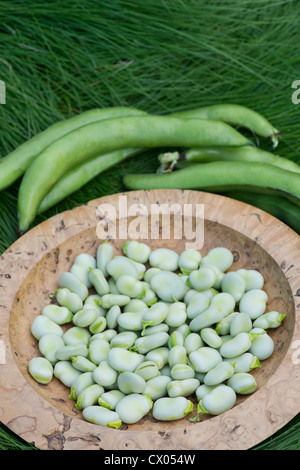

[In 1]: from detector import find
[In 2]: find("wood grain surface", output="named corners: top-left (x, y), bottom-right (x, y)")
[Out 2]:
top-left (0, 189), bottom-right (299, 450)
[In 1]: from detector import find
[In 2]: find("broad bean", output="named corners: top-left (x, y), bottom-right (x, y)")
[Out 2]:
top-left (200, 328), bottom-right (222, 349)
top-left (38, 334), bottom-right (65, 364)
top-left (69, 371), bottom-right (95, 400)
top-left (203, 361), bottom-right (234, 386)
top-left (236, 269), bottom-right (264, 291)
top-left (28, 357), bottom-right (53, 384)
top-left (107, 347), bottom-right (144, 372)
top-left (178, 249), bottom-right (202, 275)
top-left (98, 390), bottom-right (125, 410)
top-left (115, 393), bottom-right (153, 424)
top-left (134, 361), bottom-right (160, 381)
top-left (116, 274), bottom-right (146, 299)
top-left (56, 343), bottom-right (89, 361)
top-left (75, 384), bottom-right (104, 409)
top-left (70, 253), bottom-right (96, 288)
top-left (153, 396), bottom-right (193, 421)
top-left (117, 310), bottom-right (144, 331)
top-left (41, 304), bottom-right (73, 325)
top-left (83, 294), bottom-right (107, 316)
top-left (229, 312), bottom-right (252, 336)
top-left (184, 332), bottom-right (204, 354)
top-left (145, 347), bottom-right (169, 369)
top-left (97, 241), bottom-right (114, 277)
top-left (88, 268), bottom-right (110, 295)
top-left (170, 364), bottom-right (195, 380)
top-left (227, 372), bottom-right (257, 395)
top-left (110, 331), bottom-right (137, 349)
top-left (224, 352), bottom-right (261, 373)
top-left (88, 338), bottom-right (110, 364)
top-left (196, 384), bottom-right (236, 416)
top-left (168, 345), bottom-right (188, 367)
top-left (83, 405), bottom-right (121, 428)
top-left (167, 378), bottom-right (200, 397)
top-left (221, 271), bottom-right (246, 302)
top-left (72, 308), bottom-right (98, 328)
top-left (143, 375), bottom-right (172, 400)
top-left (31, 315), bottom-right (63, 340)
top-left (58, 271), bottom-right (88, 301)
top-left (149, 248), bottom-right (179, 271)
top-left (144, 267), bottom-right (162, 284)
top-left (189, 347), bottom-right (222, 373)
top-left (106, 256), bottom-right (139, 280)
top-left (168, 330), bottom-right (184, 348)
top-left (71, 355), bottom-right (97, 372)
top-left (189, 305), bottom-right (224, 332)
top-left (165, 302), bottom-right (187, 328)
top-left (122, 240), bottom-right (151, 263)
top-left (63, 326), bottom-right (91, 346)
top-left (219, 332), bottom-right (257, 358)
top-left (150, 271), bottom-right (185, 302)
top-left (54, 288), bottom-right (83, 313)
top-left (239, 289), bottom-right (268, 319)
top-left (132, 331), bottom-right (169, 354)
top-left (253, 311), bottom-right (285, 329)
top-left (210, 292), bottom-right (235, 316)
top-left (117, 372), bottom-right (146, 394)
top-left (201, 247), bottom-right (234, 272)
top-left (53, 360), bottom-right (82, 387)
top-left (187, 266), bottom-right (217, 291)
top-left (142, 301), bottom-right (169, 331)
top-left (93, 361), bottom-right (118, 387)
top-left (89, 315), bottom-right (107, 335)
top-left (249, 331), bottom-right (274, 360)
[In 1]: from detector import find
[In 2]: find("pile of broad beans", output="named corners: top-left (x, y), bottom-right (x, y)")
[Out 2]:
top-left (28, 240), bottom-right (285, 428)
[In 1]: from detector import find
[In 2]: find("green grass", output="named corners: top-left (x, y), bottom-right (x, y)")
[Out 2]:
top-left (0, 0), bottom-right (299, 450)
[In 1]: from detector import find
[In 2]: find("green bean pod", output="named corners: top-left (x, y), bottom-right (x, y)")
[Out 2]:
top-left (115, 393), bottom-right (153, 424)
top-left (123, 161), bottom-right (300, 207)
top-left (153, 396), bottom-right (193, 421)
top-left (172, 103), bottom-right (280, 146)
top-left (83, 405), bottom-right (122, 428)
top-left (18, 115), bottom-right (250, 232)
top-left (70, 253), bottom-right (96, 288)
top-left (28, 357), bottom-right (54, 384)
top-left (0, 106), bottom-right (147, 191)
top-left (178, 145), bottom-right (300, 174)
top-left (75, 384), bottom-right (104, 410)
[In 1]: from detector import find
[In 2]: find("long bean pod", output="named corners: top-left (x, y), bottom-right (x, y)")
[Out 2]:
top-left (123, 161), bottom-right (300, 206)
top-left (159, 146), bottom-right (300, 174)
top-left (18, 116), bottom-right (250, 232)
top-left (0, 107), bottom-right (147, 191)
top-left (171, 103), bottom-right (280, 147)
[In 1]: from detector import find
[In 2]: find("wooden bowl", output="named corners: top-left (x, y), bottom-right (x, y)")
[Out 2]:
top-left (0, 189), bottom-right (299, 450)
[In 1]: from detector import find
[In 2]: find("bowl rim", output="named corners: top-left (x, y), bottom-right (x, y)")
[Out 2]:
top-left (0, 189), bottom-right (299, 451)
